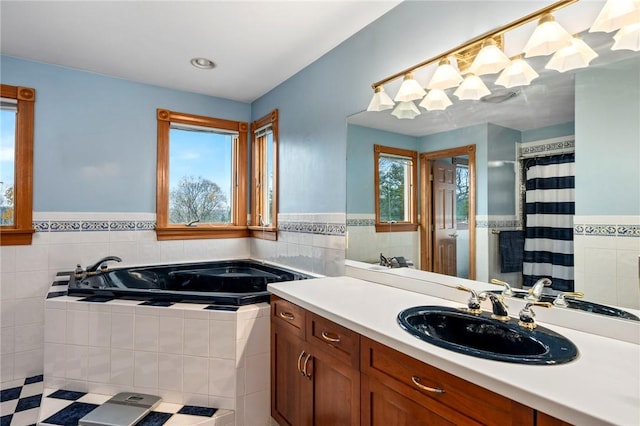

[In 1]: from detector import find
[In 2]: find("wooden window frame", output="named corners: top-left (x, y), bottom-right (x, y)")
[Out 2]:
top-left (374, 144), bottom-right (418, 233)
top-left (156, 108), bottom-right (248, 240)
top-left (249, 109), bottom-right (279, 240)
top-left (0, 85), bottom-right (35, 246)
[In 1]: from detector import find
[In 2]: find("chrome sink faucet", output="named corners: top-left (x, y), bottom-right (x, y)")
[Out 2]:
top-left (526, 277), bottom-right (552, 301)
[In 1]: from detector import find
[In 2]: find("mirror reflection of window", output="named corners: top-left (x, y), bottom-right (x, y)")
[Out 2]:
top-left (0, 98), bottom-right (17, 226)
top-left (374, 144), bottom-right (418, 232)
top-left (168, 125), bottom-right (236, 225)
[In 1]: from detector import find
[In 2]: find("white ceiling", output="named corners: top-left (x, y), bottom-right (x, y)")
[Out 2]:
top-left (0, 0), bottom-right (401, 103)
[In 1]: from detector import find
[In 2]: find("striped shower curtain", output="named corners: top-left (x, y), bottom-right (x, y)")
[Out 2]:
top-left (522, 154), bottom-right (575, 292)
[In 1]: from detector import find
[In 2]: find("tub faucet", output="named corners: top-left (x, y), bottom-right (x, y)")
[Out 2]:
top-left (86, 256), bottom-right (122, 273)
top-left (526, 277), bottom-right (552, 301)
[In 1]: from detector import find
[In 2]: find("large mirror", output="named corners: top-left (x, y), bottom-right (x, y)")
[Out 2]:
top-left (346, 29), bottom-right (640, 314)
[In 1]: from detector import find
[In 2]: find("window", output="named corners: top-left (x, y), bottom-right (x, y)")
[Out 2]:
top-left (249, 109), bottom-right (278, 240)
top-left (156, 109), bottom-right (248, 240)
top-left (0, 84), bottom-right (35, 246)
top-left (374, 144), bottom-right (418, 232)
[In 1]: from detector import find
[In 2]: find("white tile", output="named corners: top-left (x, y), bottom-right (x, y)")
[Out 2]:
top-left (208, 358), bottom-right (235, 398)
top-left (65, 344), bottom-right (88, 380)
top-left (88, 310), bottom-right (112, 347)
top-left (1, 326), bottom-right (14, 355)
top-left (180, 394), bottom-right (210, 410)
top-left (0, 300), bottom-right (15, 328)
top-left (134, 351), bottom-right (158, 388)
top-left (0, 272), bottom-right (16, 300)
top-left (209, 320), bottom-right (235, 360)
top-left (77, 393), bottom-right (111, 405)
top-left (0, 246), bottom-right (16, 273)
top-left (0, 352), bottom-right (14, 382)
top-left (134, 314), bottom-right (159, 351)
top-left (159, 315), bottom-right (183, 354)
top-left (158, 353), bottom-right (183, 392)
top-left (14, 297), bottom-right (44, 325)
top-left (15, 270), bottom-right (50, 298)
top-left (183, 356), bottom-right (208, 394)
top-left (243, 390), bottom-right (270, 426)
top-left (183, 318), bottom-right (208, 356)
top-left (208, 395), bottom-right (234, 411)
top-left (110, 349), bottom-right (134, 386)
top-left (45, 308), bottom-right (66, 344)
top-left (0, 399), bottom-right (18, 418)
top-left (155, 401), bottom-right (183, 414)
top-left (244, 316), bottom-right (270, 357)
top-left (66, 308), bottom-right (89, 346)
top-left (15, 244), bottom-right (48, 272)
top-left (111, 313), bottom-right (134, 349)
top-left (13, 348), bottom-right (43, 380)
top-left (19, 381), bottom-right (44, 398)
top-left (37, 395), bottom-right (73, 423)
top-left (14, 323), bottom-right (43, 352)
top-left (88, 346), bottom-right (111, 383)
top-left (159, 240), bottom-right (185, 263)
top-left (11, 406), bottom-right (41, 426)
top-left (244, 353), bottom-right (269, 394)
top-left (44, 342), bottom-right (66, 378)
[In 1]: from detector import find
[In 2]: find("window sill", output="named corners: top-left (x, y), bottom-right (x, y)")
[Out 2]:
top-left (0, 228), bottom-right (35, 245)
top-left (375, 223), bottom-right (419, 233)
top-left (155, 225), bottom-right (250, 241)
top-left (248, 226), bottom-right (278, 241)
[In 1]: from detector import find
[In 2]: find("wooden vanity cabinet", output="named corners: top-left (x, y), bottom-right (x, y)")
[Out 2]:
top-left (360, 337), bottom-right (534, 426)
top-left (270, 296), bottom-right (360, 426)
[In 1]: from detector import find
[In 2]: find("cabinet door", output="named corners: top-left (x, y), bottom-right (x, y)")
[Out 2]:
top-left (361, 374), bottom-right (483, 426)
top-left (302, 343), bottom-right (360, 426)
top-left (271, 321), bottom-right (306, 426)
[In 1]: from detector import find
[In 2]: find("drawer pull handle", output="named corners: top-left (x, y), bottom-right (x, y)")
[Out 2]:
top-left (411, 376), bottom-right (445, 394)
top-left (297, 351), bottom-right (306, 375)
top-left (321, 331), bottom-right (341, 343)
top-left (302, 353), bottom-right (313, 380)
top-left (279, 311), bottom-right (295, 321)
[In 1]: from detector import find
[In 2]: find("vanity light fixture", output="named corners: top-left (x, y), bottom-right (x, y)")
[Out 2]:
top-left (523, 14), bottom-right (574, 57)
top-left (495, 54), bottom-right (539, 88)
top-left (454, 74), bottom-right (491, 100)
top-left (391, 100), bottom-right (421, 119)
top-left (190, 57), bottom-right (216, 69)
top-left (367, 86), bottom-right (395, 111)
top-left (545, 36), bottom-right (599, 72)
top-left (427, 58), bottom-right (463, 90)
top-left (468, 38), bottom-right (512, 75)
top-left (394, 72), bottom-right (426, 102)
top-left (419, 89), bottom-right (453, 111)
top-left (612, 23), bottom-right (640, 50)
top-left (590, 0), bottom-right (640, 33)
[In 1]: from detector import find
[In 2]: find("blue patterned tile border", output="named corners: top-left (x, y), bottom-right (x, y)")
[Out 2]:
top-left (346, 218), bottom-right (376, 227)
top-left (476, 218), bottom-right (522, 229)
top-left (574, 224), bottom-right (640, 237)
top-left (279, 220), bottom-right (346, 236)
top-left (33, 220), bottom-right (156, 233)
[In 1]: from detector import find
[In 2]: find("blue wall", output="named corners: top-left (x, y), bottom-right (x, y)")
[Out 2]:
top-left (1, 56), bottom-right (250, 212)
top-left (575, 56), bottom-right (640, 215)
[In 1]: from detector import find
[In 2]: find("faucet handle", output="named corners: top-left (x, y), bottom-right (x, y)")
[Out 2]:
top-left (490, 278), bottom-right (514, 297)
top-left (518, 302), bottom-right (552, 330)
top-left (456, 285), bottom-right (484, 314)
top-left (553, 292), bottom-right (584, 307)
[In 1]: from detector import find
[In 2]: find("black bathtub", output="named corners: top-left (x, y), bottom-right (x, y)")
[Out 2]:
top-left (66, 259), bottom-right (313, 306)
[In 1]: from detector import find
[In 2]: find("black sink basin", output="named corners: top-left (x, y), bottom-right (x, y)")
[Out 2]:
top-left (398, 306), bottom-right (578, 365)
top-left (495, 291), bottom-right (640, 321)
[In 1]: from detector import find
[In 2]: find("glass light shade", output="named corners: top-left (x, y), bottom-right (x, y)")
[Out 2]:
top-left (468, 39), bottom-right (512, 75)
top-left (495, 55), bottom-right (539, 88)
top-left (545, 37), bottom-right (599, 72)
top-left (394, 73), bottom-right (426, 102)
top-left (367, 86), bottom-right (395, 111)
top-left (590, 0), bottom-right (640, 33)
top-left (391, 101), bottom-right (421, 119)
top-left (427, 58), bottom-right (463, 90)
top-left (523, 14), bottom-right (573, 57)
top-left (419, 89), bottom-right (452, 111)
top-left (612, 23), bottom-right (640, 51)
top-left (454, 74), bottom-right (491, 100)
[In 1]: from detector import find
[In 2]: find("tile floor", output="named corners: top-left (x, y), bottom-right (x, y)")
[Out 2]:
top-left (1, 375), bottom-right (234, 426)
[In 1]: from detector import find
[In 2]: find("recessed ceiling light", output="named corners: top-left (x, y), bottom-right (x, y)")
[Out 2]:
top-left (190, 57), bottom-right (216, 69)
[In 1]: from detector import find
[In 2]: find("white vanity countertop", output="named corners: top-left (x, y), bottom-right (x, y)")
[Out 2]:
top-left (268, 276), bottom-right (640, 426)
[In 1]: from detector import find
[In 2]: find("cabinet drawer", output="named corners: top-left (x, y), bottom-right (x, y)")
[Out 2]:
top-left (307, 312), bottom-right (360, 367)
top-left (361, 337), bottom-right (534, 426)
top-left (271, 295), bottom-right (306, 338)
